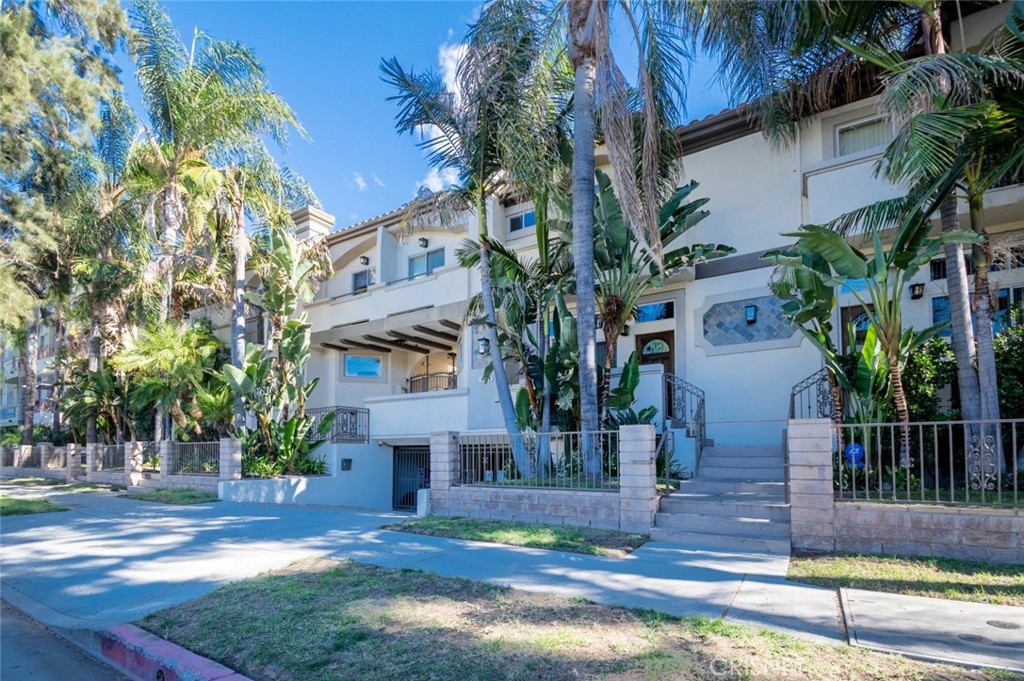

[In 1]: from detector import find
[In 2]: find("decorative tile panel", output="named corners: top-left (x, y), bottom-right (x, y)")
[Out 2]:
top-left (702, 295), bottom-right (797, 347)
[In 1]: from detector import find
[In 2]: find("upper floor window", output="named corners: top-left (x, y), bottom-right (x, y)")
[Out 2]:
top-left (352, 269), bottom-right (373, 294)
top-left (636, 301), bottom-right (675, 323)
top-left (508, 210), bottom-right (536, 233)
top-left (344, 354), bottom-right (383, 378)
top-left (835, 116), bottom-right (892, 157)
top-left (409, 248), bottom-right (445, 278)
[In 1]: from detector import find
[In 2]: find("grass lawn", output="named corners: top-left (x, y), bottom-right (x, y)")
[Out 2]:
top-left (1, 477), bottom-right (119, 493)
top-left (123, 488), bottom-right (219, 505)
top-left (140, 558), bottom-right (1018, 681)
top-left (387, 516), bottom-right (647, 558)
top-left (0, 496), bottom-right (68, 516)
top-left (789, 553), bottom-right (1024, 607)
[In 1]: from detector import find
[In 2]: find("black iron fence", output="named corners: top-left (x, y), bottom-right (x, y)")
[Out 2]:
top-left (458, 431), bottom-right (620, 490)
top-left (170, 441), bottom-right (219, 476)
top-left (834, 419), bottom-right (1022, 507)
top-left (307, 406), bottom-right (369, 443)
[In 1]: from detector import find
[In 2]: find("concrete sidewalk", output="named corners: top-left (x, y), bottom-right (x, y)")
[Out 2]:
top-left (1, 483), bottom-right (1021, 672)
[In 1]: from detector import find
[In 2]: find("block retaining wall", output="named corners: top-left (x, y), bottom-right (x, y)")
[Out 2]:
top-left (789, 418), bottom-right (1023, 564)
top-left (429, 426), bottom-right (657, 534)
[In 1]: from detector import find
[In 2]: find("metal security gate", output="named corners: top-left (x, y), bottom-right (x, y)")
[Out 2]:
top-left (393, 446), bottom-right (430, 510)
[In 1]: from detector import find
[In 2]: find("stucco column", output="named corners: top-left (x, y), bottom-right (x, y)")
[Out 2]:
top-left (66, 444), bottom-right (80, 481)
top-left (788, 418), bottom-right (836, 552)
top-left (429, 431), bottom-right (459, 516)
top-left (618, 424), bottom-right (657, 533)
top-left (159, 441), bottom-right (171, 482)
top-left (85, 444), bottom-right (97, 482)
top-left (219, 438), bottom-right (242, 481)
top-left (126, 441), bottom-right (144, 487)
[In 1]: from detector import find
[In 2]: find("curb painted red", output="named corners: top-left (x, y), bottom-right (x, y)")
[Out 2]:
top-left (100, 624), bottom-right (251, 681)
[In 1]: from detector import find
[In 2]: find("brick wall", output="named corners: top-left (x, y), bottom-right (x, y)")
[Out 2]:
top-left (788, 418), bottom-right (1023, 565)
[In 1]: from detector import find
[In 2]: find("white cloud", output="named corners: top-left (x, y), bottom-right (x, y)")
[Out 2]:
top-left (438, 42), bottom-right (467, 102)
top-left (416, 167), bottom-right (459, 193)
top-left (352, 172), bottom-right (368, 192)
top-left (371, 173), bottom-right (386, 188)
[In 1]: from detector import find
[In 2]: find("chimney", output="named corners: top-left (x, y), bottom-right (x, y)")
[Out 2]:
top-left (292, 205), bottom-right (335, 241)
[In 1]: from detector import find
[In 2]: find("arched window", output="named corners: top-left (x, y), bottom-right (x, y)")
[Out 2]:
top-left (642, 339), bottom-right (670, 355)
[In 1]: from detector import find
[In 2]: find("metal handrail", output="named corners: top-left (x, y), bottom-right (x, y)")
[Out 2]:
top-left (307, 405), bottom-right (370, 443)
top-left (408, 372), bottom-right (457, 393)
top-left (790, 367), bottom-right (838, 420)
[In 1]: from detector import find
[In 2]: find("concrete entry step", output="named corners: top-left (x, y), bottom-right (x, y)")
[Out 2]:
top-left (696, 465), bottom-right (785, 482)
top-left (701, 446), bottom-right (783, 458)
top-left (660, 496), bottom-right (790, 521)
top-left (654, 511), bottom-right (791, 538)
top-left (677, 480), bottom-right (786, 495)
top-left (649, 527), bottom-right (792, 555)
top-left (697, 455), bottom-right (783, 468)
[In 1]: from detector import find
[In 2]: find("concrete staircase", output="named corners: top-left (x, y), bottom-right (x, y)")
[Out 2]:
top-left (651, 445), bottom-right (791, 554)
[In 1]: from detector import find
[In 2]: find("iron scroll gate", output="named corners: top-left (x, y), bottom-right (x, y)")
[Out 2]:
top-left (393, 446), bottom-right (431, 510)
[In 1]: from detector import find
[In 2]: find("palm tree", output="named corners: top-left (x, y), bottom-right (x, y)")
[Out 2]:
top-left (128, 0), bottom-right (299, 323)
top-left (567, 0), bottom-right (690, 440)
top-left (691, 0), bottom-right (1003, 422)
top-left (852, 4), bottom-right (1024, 427)
top-left (111, 321), bottom-right (224, 440)
top-left (382, 0), bottom-right (545, 443)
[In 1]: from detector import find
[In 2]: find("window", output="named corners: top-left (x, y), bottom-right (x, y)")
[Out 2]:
top-left (408, 248), bottom-right (445, 278)
top-left (641, 339), bottom-right (671, 355)
top-left (930, 255), bottom-right (974, 280)
top-left (933, 287), bottom-right (1024, 336)
top-left (344, 354), bottom-right (382, 378)
top-left (508, 210), bottom-right (536, 233)
top-left (596, 341), bottom-right (617, 369)
top-left (636, 301), bottom-right (674, 323)
top-left (836, 116), bottom-right (892, 157)
top-left (352, 269), bottom-right (373, 294)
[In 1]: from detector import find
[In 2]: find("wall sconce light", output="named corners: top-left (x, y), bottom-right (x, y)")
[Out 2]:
top-left (910, 283), bottom-right (925, 300)
top-left (620, 325), bottom-right (630, 337)
top-left (744, 304), bottom-right (758, 325)
top-left (359, 255), bottom-right (370, 266)
top-left (418, 237), bottom-right (429, 249)
top-left (476, 337), bottom-right (490, 355)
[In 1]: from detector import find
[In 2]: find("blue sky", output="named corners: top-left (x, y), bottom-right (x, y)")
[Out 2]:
top-left (116, 2), bottom-right (729, 229)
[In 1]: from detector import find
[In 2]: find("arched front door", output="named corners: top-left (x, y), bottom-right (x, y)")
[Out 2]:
top-left (636, 331), bottom-right (674, 375)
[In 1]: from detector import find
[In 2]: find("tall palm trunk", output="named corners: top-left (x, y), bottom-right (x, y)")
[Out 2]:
top-left (230, 196), bottom-right (247, 431)
top-left (968, 192), bottom-right (1000, 426)
top-left (51, 315), bottom-right (64, 441)
top-left (569, 0), bottom-right (601, 475)
top-left (87, 315), bottom-right (101, 444)
top-left (924, 6), bottom-right (983, 423)
top-left (20, 311), bottom-right (39, 445)
top-left (476, 197), bottom-right (526, 472)
top-left (155, 184), bottom-right (183, 441)
top-left (940, 199), bottom-right (981, 420)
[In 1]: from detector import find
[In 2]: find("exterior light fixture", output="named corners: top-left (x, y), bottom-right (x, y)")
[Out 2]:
top-left (476, 337), bottom-right (490, 355)
top-left (418, 237), bottom-right (429, 249)
top-left (745, 304), bottom-right (758, 325)
top-left (910, 283), bottom-right (925, 300)
top-left (620, 325), bottom-right (630, 337)
top-left (359, 255), bottom-right (370, 265)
